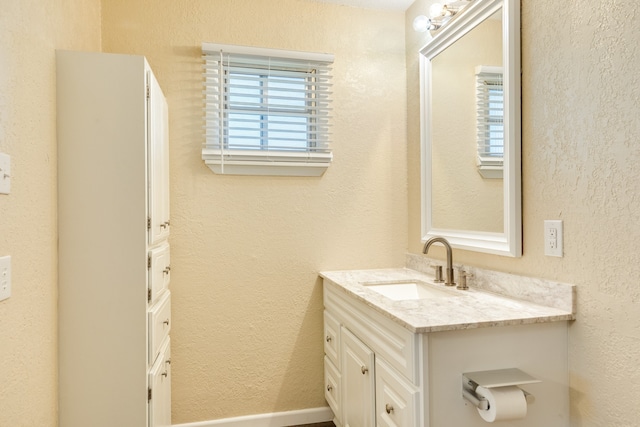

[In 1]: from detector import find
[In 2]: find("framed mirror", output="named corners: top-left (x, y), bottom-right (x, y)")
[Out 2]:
top-left (419, 0), bottom-right (521, 257)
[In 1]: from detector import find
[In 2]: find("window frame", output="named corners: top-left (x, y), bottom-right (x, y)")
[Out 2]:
top-left (202, 43), bottom-right (334, 176)
top-left (475, 65), bottom-right (504, 179)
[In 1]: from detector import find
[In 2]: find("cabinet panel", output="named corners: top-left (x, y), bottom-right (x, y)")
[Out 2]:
top-left (342, 327), bottom-right (375, 427)
top-left (324, 356), bottom-right (342, 424)
top-left (148, 70), bottom-right (170, 246)
top-left (375, 358), bottom-right (420, 427)
top-left (149, 242), bottom-right (170, 304)
top-left (149, 338), bottom-right (171, 427)
top-left (324, 310), bottom-right (341, 369)
top-left (149, 291), bottom-right (171, 365)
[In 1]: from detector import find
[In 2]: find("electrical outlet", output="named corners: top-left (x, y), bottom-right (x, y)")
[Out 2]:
top-left (0, 153), bottom-right (10, 195)
top-left (544, 220), bottom-right (563, 257)
top-left (0, 256), bottom-right (11, 301)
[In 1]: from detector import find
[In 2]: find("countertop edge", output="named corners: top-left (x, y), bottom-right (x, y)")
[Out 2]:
top-left (320, 268), bottom-right (575, 334)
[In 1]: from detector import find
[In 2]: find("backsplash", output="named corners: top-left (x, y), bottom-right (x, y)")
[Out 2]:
top-left (406, 253), bottom-right (576, 314)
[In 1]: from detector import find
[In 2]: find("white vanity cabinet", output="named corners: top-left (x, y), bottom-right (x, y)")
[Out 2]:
top-left (323, 279), bottom-right (570, 427)
top-left (324, 285), bottom-right (421, 427)
top-left (57, 50), bottom-right (171, 427)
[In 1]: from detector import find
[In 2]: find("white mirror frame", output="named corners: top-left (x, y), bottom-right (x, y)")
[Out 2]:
top-left (419, 0), bottom-right (522, 257)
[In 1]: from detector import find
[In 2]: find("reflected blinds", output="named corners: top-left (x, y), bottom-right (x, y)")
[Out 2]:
top-left (476, 66), bottom-right (504, 162)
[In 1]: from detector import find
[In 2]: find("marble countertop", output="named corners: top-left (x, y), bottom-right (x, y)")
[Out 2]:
top-left (320, 267), bottom-right (575, 334)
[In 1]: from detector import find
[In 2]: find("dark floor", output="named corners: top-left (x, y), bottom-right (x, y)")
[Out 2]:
top-left (288, 423), bottom-right (335, 427)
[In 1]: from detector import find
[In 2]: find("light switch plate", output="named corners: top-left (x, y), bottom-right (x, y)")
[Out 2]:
top-left (0, 152), bottom-right (10, 194)
top-left (544, 220), bottom-right (563, 257)
top-left (0, 255), bottom-right (11, 301)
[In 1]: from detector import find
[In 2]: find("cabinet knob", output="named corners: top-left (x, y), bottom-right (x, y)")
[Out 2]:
top-left (325, 336), bottom-right (332, 343)
top-left (361, 366), bottom-right (369, 375)
top-left (326, 385), bottom-right (333, 392)
top-left (385, 404), bottom-right (394, 414)
top-left (162, 371), bottom-right (168, 378)
top-left (163, 266), bottom-right (171, 275)
top-left (163, 319), bottom-right (170, 326)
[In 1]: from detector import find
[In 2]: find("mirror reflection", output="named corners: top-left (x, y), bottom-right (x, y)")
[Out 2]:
top-left (431, 10), bottom-right (503, 233)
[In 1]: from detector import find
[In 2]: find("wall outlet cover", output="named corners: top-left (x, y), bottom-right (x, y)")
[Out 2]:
top-left (0, 255), bottom-right (11, 301)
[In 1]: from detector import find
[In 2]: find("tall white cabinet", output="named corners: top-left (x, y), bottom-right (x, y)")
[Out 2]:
top-left (57, 50), bottom-right (172, 427)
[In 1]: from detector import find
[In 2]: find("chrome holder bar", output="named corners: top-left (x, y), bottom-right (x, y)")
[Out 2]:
top-left (462, 368), bottom-right (540, 410)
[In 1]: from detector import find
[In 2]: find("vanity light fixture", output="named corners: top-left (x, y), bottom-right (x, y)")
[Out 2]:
top-left (413, 0), bottom-right (473, 32)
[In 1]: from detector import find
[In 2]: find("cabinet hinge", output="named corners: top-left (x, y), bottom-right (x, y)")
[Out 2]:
top-left (148, 288), bottom-right (152, 303)
top-left (148, 254), bottom-right (152, 269)
top-left (148, 387), bottom-right (152, 401)
top-left (147, 217), bottom-right (151, 230)
top-left (146, 83), bottom-right (150, 100)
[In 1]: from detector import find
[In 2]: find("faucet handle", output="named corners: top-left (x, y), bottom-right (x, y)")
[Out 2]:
top-left (433, 265), bottom-right (444, 283)
top-left (456, 269), bottom-right (470, 290)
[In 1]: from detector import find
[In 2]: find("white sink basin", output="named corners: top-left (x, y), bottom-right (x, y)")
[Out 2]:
top-left (363, 280), bottom-right (456, 301)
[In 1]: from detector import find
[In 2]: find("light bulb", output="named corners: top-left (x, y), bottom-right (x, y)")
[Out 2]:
top-left (413, 15), bottom-right (431, 32)
top-left (429, 3), bottom-right (444, 18)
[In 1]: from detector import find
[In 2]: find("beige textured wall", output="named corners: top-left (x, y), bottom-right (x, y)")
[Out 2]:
top-left (100, 0), bottom-right (407, 422)
top-left (0, 0), bottom-right (101, 426)
top-left (408, 1), bottom-right (640, 425)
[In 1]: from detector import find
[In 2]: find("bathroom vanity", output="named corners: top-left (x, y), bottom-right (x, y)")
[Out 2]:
top-left (321, 262), bottom-right (575, 427)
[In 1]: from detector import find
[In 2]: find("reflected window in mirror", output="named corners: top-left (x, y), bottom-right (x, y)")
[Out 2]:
top-left (476, 66), bottom-right (504, 179)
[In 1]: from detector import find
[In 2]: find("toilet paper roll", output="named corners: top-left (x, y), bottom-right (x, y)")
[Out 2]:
top-left (475, 386), bottom-right (527, 422)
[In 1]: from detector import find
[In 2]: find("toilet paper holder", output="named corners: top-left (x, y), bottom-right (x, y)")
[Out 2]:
top-left (462, 368), bottom-right (540, 410)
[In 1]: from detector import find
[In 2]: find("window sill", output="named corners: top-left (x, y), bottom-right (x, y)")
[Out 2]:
top-left (202, 149), bottom-right (331, 177)
top-left (477, 156), bottom-right (503, 179)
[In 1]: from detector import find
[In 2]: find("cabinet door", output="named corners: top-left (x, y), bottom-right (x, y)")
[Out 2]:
top-left (149, 338), bottom-right (171, 427)
top-left (147, 70), bottom-right (170, 246)
top-left (342, 327), bottom-right (375, 427)
top-left (375, 358), bottom-right (419, 427)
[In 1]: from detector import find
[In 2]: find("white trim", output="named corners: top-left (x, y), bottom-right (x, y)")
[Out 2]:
top-left (172, 407), bottom-right (333, 427)
top-left (202, 42), bottom-right (334, 64)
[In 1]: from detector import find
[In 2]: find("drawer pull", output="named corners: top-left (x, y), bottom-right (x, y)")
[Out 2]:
top-left (361, 366), bottom-right (369, 375)
top-left (163, 319), bottom-right (170, 326)
top-left (326, 385), bottom-right (333, 392)
top-left (325, 336), bottom-right (332, 343)
top-left (166, 358), bottom-right (171, 365)
top-left (385, 404), bottom-right (394, 414)
top-left (163, 266), bottom-right (171, 275)
top-left (162, 370), bottom-right (168, 378)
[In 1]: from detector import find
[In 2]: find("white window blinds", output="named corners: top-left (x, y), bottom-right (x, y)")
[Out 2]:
top-left (202, 43), bottom-right (334, 176)
top-left (475, 65), bottom-right (504, 179)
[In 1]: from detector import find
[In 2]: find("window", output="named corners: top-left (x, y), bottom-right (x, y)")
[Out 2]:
top-left (475, 66), bottom-right (504, 179)
top-left (202, 43), bottom-right (334, 176)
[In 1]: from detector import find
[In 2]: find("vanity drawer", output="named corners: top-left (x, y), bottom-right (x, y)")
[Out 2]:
top-left (375, 358), bottom-right (420, 427)
top-left (324, 310), bottom-right (341, 369)
top-left (148, 242), bottom-right (170, 304)
top-left (148, 291), bottom-right (171, 365)
top-left (324, 283), bottom-right (419, 384)
top-left (324, 356), bottom-right (342, 424)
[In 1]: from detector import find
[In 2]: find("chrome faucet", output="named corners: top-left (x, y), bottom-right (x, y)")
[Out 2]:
top-left (422, 237), bottom-right (455, 287)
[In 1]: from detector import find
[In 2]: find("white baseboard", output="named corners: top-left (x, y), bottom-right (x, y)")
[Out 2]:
top-left (172, 406), bottom-right (333, 427)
